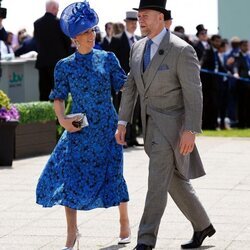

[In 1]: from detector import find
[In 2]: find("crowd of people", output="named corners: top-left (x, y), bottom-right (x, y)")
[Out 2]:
top-left (1, 1), bottom-right (249, 130)
top-left (192, 26), bottom-right (250, 130)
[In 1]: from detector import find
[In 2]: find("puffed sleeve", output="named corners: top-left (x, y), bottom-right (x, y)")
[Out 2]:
top-left (108, 52), bottom-right (127, 92)
top-left (49, 60), bottom-right (70, 100)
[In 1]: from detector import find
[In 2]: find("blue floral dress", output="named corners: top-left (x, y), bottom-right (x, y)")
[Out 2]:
top-left (36, 49), bottom-right (129, 210)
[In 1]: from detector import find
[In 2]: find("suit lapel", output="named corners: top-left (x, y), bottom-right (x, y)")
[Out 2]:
top-left (133, 38), bottom-right (147, 87)
top-left (144, 31), bottom-right (172, 91)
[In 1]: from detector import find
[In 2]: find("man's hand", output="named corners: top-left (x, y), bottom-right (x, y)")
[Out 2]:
top-left (115, 124), bottom-right (127, 145)
top-left (179, 131), bottom-right (195, 155)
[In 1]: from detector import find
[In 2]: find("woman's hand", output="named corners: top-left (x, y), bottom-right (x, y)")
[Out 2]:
top-left (58, 116), bottom-right (82, 133)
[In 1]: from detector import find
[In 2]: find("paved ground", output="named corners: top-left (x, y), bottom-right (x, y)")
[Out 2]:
top-left (0, 136), bottom-right (250, 250)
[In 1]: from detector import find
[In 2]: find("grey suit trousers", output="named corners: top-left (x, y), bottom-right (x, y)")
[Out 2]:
top-left (138, 116), bottom-right (210, 247)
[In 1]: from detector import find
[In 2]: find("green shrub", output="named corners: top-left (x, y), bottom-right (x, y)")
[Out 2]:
top-left (14, 102), bottom-right (56, 124)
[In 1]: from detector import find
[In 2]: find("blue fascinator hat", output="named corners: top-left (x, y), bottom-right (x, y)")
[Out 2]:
top-left (60, 1), bottom-right (99, 38)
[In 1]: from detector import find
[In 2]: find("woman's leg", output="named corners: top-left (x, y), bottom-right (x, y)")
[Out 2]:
top-left (64, 206), bottom-right (77, 247)
top-left (119, 202), bottom-right (130, 238)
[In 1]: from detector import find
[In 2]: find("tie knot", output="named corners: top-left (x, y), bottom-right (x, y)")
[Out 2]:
top-left (130, 36), bottom-right (135, 43)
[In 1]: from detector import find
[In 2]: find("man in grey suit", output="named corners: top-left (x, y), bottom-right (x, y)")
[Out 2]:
top-left (115, 0), bottom-right (216, 249)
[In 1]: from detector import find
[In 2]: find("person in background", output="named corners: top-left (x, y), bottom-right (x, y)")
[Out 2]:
top-left (164, 10), bottom-right (172, 29)
top-left (17, 29), bottom-right (30, 46)
top-left (0, 17), bottom-right (7, 78)
top-left (101, 22), bottom-right (114, 51)
top-left (111, 11), bottom-right (139, 77)
top-left (217, 39), bottom-right (230, 129)
top-left (0, 17), bottom-right (7, 42)
top-left (113, 22), bottom-right (125, 35)
top-left (174, 25), bottom-right (185, 34)
top-left (34, 0), bottom-right (71, 101)
top-left (14, 32), bottom-right (37, 57)
top-left (225, 36), bottom-right (241, 127)
top-left (93, 26), bottom-right (102, 50)
top-left (0, 31), bottom-right (15, 60)
top-left (116, 0), bottom-right (215, 249)
top-left (193, 24), bottom-right (210, 61)
top-left (201, 34), bottom-right (223, 130)
top-left (36, 1), bottom-right (131, 249)
top-left (234, 40), bottom-right (250, 128)
top-left (12, 28), bottom-right (32, 52)
top-left (173, 25), bottom-right (193, 46)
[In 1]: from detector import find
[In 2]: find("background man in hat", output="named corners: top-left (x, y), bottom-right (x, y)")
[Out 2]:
top-left (115, 0), bottom-right (216, 249)
top-left (164, 10), bottom-right (172, 29)
top-left (193, 24), bottom-right (210, 62)
top-left (110, 11), bottom-right (142, 147)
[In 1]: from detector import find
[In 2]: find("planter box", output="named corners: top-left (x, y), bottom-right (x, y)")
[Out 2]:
top-left (15, 121), bottom-right (57, 159)
top-left (0, 121), bottom-right (18, 166)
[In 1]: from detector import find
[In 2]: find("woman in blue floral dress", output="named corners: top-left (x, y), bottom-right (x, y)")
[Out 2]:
top-left (36, 2), bottom-right (130, 249)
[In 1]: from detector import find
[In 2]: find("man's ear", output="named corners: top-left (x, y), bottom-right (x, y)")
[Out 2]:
top-left (159, 13), bottom-right (165, 22)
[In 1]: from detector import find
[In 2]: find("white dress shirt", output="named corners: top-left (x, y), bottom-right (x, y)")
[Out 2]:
top-left (125, 30), bottom-right (137, 47)
top-left (148, 28), bottom-right (167, 59)
top-left (0, 40), bottom-right (15, 60)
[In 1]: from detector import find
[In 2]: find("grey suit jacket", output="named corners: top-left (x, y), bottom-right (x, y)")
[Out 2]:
top-left (119, 31), bottom-right (205, 179)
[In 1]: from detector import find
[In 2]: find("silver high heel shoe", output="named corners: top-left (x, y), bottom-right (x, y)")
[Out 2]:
top-left (61, 230), bottom-right (81, 250)
top-left (118, 234), bottom-right (131, 244)
top-left (118, 227), bottom-right (131, 245)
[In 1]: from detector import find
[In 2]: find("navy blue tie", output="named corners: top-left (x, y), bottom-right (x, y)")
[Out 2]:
top-left (143, 39), bottom-right (153, 72)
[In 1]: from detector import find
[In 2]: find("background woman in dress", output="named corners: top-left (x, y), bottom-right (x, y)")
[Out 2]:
top-left (36, 1), bottom-right (130, 249)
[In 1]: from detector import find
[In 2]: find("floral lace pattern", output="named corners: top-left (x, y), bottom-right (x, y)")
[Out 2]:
top-left (36, 49), bottom-right (129, 210)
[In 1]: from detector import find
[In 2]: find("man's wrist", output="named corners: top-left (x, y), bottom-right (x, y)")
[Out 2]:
top-left (118, 120), bottom-right (127, 127)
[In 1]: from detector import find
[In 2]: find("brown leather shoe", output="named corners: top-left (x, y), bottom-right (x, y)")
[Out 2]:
top-left (181, 224), bottom-right (216, 249)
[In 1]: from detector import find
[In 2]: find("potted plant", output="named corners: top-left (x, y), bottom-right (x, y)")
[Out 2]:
top-left (14, 102), bottom-right (57, 159)
top-left (0, 90), bottom-right (19, 166)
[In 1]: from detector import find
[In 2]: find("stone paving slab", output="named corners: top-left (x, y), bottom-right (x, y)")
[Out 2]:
top-left (0, 137), bottom-right (250, 249)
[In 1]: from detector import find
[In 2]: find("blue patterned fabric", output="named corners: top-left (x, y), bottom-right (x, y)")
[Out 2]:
top-left (36, 49), bottom-right (129, 210)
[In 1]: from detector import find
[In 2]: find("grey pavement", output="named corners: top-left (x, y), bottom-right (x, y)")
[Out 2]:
top-left (0, 136), bottom-right (250, 250)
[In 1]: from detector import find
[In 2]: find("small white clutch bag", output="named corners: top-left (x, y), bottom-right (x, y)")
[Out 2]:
top-left (66, 113), bottom-right (89, 128)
